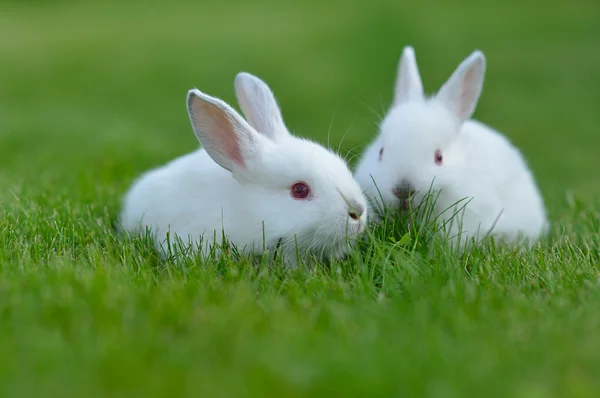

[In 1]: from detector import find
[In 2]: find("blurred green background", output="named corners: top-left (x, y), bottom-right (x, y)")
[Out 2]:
top-left (1, 1), bottom-right (600, 396)
top-left (1, 0), bottom-right (599, 218)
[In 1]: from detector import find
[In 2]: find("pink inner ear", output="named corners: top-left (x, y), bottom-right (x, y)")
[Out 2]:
top-left (459, 67), bottom-right (476, 116)
top-left (201, 101), bottom-right (246, 168)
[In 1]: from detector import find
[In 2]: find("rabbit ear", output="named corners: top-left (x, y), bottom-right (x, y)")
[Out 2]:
top-left (436, 50), bottom-right (486, 121)
top-left (187, 89), bottom-right (265, 172)
top-left (393, 46), bottom-right (424, 105)
top-left (234, 72), bottom-right (289, 141)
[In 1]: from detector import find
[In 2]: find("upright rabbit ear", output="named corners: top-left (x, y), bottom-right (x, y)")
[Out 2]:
top-left (234, 72), bottom-right (289, 142)
top-left (187, 89), bottom-right (266, 172)
top-left (436, 50), bottom-right (486, 122)
top-left (393, 46), bottom-right (424, 106)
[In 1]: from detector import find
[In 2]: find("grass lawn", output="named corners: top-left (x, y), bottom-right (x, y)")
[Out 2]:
top-left (1, 0), bottom-right (600, 396)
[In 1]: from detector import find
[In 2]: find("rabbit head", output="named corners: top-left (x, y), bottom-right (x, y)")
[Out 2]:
top-left (187, 72), bottom-right (368, 261)
top-left (354, 47), bottom-right (486, 215)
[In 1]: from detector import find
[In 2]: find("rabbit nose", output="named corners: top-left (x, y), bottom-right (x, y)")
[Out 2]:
top-left (348, 201), bottom-right (364, 221)
top-left (393, 179), bottom-right (415, 200)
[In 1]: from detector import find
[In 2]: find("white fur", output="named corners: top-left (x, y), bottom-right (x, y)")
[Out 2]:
top-left (119, 72), bottom-right (368, 267)
top-left (354, 47), bottom-right (548, 247)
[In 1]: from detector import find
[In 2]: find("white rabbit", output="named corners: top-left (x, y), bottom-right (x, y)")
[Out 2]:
top-left (354, 46), bottom-right (548, 247)
top-left (119, 72), bottom-right (368, 266)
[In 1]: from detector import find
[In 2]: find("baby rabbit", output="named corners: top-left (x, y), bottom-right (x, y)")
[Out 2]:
top-left (119, 72), bottom-right (368, 267)
top-left (354, 46), bottom-right (548, 247)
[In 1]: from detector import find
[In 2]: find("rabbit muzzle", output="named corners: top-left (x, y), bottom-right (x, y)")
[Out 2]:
top-left (393, 179), bottom-right (415, 210)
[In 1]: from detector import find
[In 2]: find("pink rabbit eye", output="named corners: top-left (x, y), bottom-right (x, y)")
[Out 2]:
top-left (379, 147), bottom-right (384, 161)
top-left (291, 182), bottom-right (311, 200)
top-left (435, 150), bottom-right (443, 165)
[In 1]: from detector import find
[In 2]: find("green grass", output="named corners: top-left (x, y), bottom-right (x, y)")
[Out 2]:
top-left (1, 0), bottom-right (600, 396)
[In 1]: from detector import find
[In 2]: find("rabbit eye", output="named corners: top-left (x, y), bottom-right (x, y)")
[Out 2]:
top-left (379, 147), bottom-right (384, 161)
top-left (435, 150), bottom-right (443, 165)
top-left (291, 182), bottom-right (311, 200)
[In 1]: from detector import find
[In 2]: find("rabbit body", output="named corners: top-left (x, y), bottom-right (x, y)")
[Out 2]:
top-left (354, 47), bottom-right (548, 246)
top-left (121, 73), bottom-right (368, 266)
